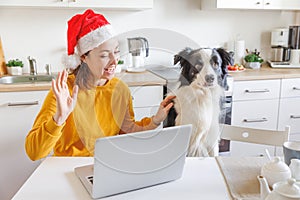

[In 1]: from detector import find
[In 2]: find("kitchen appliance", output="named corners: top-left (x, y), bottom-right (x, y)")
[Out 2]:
top-left (270, 28), bottom-right (289, 62)
top-left (269, 26), bottom-right (300, 68)
top-left (289, 26), bottom-right (300, 65)
top-left (127, 37), bottom-right (149, 72)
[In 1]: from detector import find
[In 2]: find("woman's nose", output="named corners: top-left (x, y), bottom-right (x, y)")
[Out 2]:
top-left (110, 53), bottom-right (118, 65)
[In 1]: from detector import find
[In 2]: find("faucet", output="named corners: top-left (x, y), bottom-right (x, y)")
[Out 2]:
top-left (28, 56), bottom-right (37, 75)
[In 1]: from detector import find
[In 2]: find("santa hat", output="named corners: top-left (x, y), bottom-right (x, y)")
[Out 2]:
top-left (62, 9), bottom-right (115, 69)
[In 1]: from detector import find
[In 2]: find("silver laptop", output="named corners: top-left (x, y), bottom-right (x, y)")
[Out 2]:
top-left (74, 124), bottom-right (192, 199)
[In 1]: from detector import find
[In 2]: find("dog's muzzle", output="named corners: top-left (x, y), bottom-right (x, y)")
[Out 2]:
top-left (205, 74), bottom-right (215, 86)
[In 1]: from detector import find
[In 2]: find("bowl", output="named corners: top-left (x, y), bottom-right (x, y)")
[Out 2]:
top-left (283, 141), bottom-right (300, 165)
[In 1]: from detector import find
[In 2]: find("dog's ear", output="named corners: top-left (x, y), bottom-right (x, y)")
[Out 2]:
top-left (216, 48), bottom-right (233, 75)
top-left (174, 47), bottom-right (193, 65)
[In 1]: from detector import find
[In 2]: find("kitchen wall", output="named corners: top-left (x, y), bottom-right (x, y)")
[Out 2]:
top-left (0, 0), bottom-right (298, 73)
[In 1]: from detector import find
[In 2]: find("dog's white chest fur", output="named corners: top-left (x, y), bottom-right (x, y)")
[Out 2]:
top-left (172, 82), bottom-right (223, 157)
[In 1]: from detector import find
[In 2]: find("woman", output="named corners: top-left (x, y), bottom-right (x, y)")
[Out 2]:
top-left (25, 9), bottom-right (174, 161)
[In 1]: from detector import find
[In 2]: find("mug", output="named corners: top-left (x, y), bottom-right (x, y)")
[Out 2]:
top-left (283, 141), bottom-right (300, 165)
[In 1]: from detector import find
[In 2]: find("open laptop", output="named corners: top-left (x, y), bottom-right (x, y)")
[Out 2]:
top-left (74, 124), bottom-right (192, 199)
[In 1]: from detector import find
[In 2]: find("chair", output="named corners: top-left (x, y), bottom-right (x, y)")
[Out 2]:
top-left (220, 124), bottom-right (290, 157)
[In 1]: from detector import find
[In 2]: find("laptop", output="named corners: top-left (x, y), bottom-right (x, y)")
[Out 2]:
top-left (74, 124), bottom-right (192, 199)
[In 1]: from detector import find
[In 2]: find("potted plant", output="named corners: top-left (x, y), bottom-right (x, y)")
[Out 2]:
top-left (244, 49), bottom-right (264, 69)
top-left (6, 59), bottom-right (24, 75)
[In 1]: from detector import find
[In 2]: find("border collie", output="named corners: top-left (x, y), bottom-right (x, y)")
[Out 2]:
top-left (167, 47), bottom-right (233, 157)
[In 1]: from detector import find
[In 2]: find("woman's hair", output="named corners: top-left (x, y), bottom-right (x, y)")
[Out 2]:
top-left (70, 52), bottom-right (95, 90)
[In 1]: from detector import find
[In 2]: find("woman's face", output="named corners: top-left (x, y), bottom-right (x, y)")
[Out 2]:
top-left (83, 39), bottom-right (120, 82)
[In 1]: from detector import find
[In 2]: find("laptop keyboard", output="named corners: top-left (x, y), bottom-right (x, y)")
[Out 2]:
top-left (87, 176), bottom-right (94, 184)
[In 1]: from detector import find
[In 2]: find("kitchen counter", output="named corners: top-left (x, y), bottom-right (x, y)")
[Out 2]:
top-left (229, 64), bottom-right (300, 81)
top-left (0, 70), bottom-right (166, 92)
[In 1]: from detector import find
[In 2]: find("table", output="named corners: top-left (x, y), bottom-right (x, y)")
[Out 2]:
top-left (12, 157), bottom-right (231, 200)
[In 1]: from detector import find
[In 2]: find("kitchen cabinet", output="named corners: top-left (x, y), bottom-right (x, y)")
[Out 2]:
top-left (0, 90), bottom-right (48, 200)
top-left (0, 0), bottom-right (153, 10)
top-left (201, 0), bottom-right (300, 10)
top-left (278, 78), bottom-right (300, 137)
top-left (231, 79), bottom-right (281, 156)
top-left (129, 85), bottom-right (163, 122)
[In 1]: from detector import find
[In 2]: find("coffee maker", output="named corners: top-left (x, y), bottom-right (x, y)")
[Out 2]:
top-left (270, 28), bottom-right (289, 62)
top-left (288, 26), bottom-right (300, 65)
top-left (127, 37), bottom-right (149, 72)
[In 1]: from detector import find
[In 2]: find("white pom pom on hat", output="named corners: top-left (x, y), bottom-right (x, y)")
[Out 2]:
top-left (62, 9), bottom-right (115, 69)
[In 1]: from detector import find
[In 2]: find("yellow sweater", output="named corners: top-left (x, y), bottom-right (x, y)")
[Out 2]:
top-left (25, 75), bottom-right (157, 161)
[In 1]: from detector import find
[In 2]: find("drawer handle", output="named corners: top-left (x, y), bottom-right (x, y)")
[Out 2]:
top-left (256, 2), bottom-right (261, 5)
top-left (290, 115), bottom-right (300, 119)
top-left (265, 2), bottom-right (270, 5)
top-left (245, 89), bottom-right (270, 93)
top-left (243, 118), bottom-right (267, 123)
top-left (8, 101), bottom-right (39, 106)
top-left (292, 87), bottom-right (300, 90)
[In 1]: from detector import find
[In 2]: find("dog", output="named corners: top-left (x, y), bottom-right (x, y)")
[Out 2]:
top-left (166, 47), bottom-right (233, 157)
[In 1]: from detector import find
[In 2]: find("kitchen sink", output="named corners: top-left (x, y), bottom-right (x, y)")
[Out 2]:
top-left (0, 75), bottom-right (55, 84)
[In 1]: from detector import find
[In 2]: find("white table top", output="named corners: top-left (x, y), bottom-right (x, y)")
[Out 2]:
top-left (12, 157), bottom-right (231, 200)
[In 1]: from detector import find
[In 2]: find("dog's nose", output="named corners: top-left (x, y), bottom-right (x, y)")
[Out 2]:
top-left (205, 74), bottom-right (215, 83)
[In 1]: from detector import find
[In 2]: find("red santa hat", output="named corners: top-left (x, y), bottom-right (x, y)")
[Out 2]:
top-left (62, 9), bottom-right (115, 69)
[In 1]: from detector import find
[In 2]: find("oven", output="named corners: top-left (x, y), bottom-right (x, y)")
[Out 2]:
top-left (148, 66), bottom-right (233, 153)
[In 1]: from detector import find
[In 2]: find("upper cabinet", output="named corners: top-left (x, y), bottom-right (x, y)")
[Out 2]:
top-left (0, 0), bottom-right (153, 10)
top-left (201, 0), bottom-right (300, 10)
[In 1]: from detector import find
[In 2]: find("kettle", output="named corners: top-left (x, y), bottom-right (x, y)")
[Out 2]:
top-left (257, 176), bottom-right (300, 200)
top-left (261, 156), bottom-right (291, 187)
top-left (127, 37), bottom-right (149, 69)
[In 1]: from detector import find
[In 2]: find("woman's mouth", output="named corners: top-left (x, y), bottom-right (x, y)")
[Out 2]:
top-left (104, 67), bottom-right (115, 74)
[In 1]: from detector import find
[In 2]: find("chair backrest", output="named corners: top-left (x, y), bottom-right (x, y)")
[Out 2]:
top-left (220, 124), bottom-right (290, 147)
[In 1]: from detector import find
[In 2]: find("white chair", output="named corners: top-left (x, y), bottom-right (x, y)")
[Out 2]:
top-left (220, 124), bottom-right (290, 157)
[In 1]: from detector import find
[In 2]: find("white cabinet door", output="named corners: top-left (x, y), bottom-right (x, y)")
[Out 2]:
top-left (129, 85), bottom-right (163, 121)
top-left (278, 98), bottom-right (300, 134)
top-left (232, 99), bottom-right (279, 130)
top-left (69, 0), bottom-right (153, 10)
top-left (216, 0), bottom-right (264, 9)
top-left (233, 79), bottom-right (280, 101)
top-left (201, 0), bottom-right (300, 10)
top-left (0, 0), bottom-right (153, 9)
top-left (281, 78), bottom-right (300, 98)
top-left (265, 0), bottom-right (300, 10)
top-left (0, 0), bottom-right (67, 7)
top-left (0, 90), bottom-right (48, 200)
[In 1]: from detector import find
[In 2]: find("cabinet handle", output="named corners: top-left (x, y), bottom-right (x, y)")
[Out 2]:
top-left (292, 87), bottom-right (300, 90)
top-left (243, 118), bottom-right (267, 123)
top-left (245, 89), bottom-right (270, 93)
top-left (265, 2), bottom-right (270, 5)
top-left (256, 2), bottom-right (261, 5)
top-left (8, 101), bottom-right (39, 107)
top-left (290, 115), bottom-right (300, 119)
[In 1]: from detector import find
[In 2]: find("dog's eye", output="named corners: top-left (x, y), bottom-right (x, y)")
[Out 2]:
top-left (212, 63), bottom-right (219, 68)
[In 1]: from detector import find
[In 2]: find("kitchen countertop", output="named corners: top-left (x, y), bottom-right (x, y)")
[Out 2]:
top-left (229, 64), bottom-right (300, 81)
top-left (0, 70), bottom-right (166, 92)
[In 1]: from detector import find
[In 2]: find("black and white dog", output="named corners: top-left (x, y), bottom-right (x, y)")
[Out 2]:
top-left (167, 47), bottom-right (233, 157)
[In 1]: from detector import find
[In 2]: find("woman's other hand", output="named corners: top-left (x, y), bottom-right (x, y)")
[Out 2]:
top-left (52, 69), bottom-right (79, 125)
top-left (152, 95), bottom-right (176, 125)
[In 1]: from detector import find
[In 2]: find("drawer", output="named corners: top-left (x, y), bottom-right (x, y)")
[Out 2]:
top-left (129, 86), bottom-right (163, 108)
top-left (278, 98), bottom-right (300, 133)
top-left (133, 106), bottom-right (159, 121)
top-left (233, 79), bottom-right (280, 101)
top-left (281, 78), bottom-right (300, 98)
top-left (0, 91), bottom-right (48, 106)
top-left (231, 99), bottom-right (279, 130)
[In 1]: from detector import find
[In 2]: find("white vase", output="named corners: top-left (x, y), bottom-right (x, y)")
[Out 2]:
top-left (245, 62), bottom-right (261, 69)
top-left (7, 66), bottom-right (22, 75)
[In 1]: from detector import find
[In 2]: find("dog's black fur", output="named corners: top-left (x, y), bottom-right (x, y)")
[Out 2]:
top-left (165, 47), bottom-right (233, 127)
